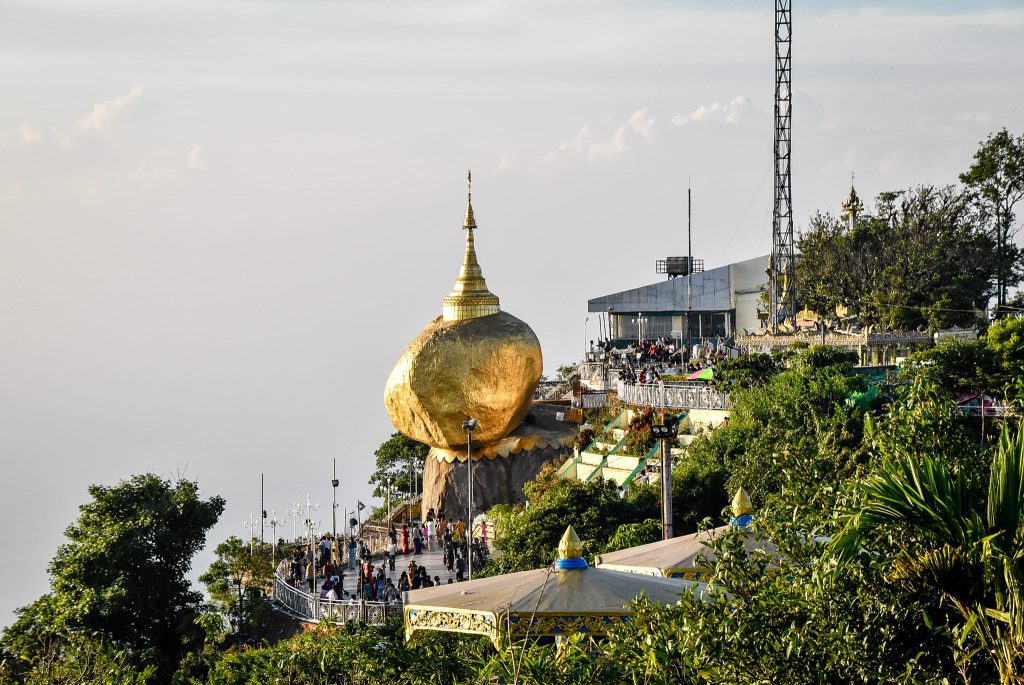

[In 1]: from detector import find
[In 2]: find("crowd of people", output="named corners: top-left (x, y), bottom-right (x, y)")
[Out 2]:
top-left (275, 507), bottom-right (490, 604)
top-left (588, 336), bottom-right (733, 381)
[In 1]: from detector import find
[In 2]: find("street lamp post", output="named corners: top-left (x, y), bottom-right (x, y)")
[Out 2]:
top-left (332, 458), bottom-right (339, 541)
top-left (244, 513), bottom-right (258, 557)
top-left (462, 418), bottom-right (479, 581)
top-left (632, 314), bottom-right (647, 344)
top-left (288, 503), bottom-right (302, 542)
top-left (584, 317), bottom-right (589, 357)
top-left (264, 510), bottom-right (284, 564)
top-left (296, 494), bottom-right (319, 549)
top-left (650, 423), bottom-right (675, 540)
top-left (386, 477), bottom-right (392, 521)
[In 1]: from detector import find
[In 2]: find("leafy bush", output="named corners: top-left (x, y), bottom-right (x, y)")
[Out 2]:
top-left (712, 353), bottom-right (780, 391)
top-left (688, 361), bottom-right (867, 521)
top-left (481, 467), bottom-right (658, 575)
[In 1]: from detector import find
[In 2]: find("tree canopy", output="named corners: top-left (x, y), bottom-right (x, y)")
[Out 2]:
top-left (796, 185), bottom-right (1003, 330)
top-left (960, 128), bottom-right (1024, 312)
top-left (368, 432), bottom-right (429, 511)
top-left (1, 474), bottom-right (224, 681)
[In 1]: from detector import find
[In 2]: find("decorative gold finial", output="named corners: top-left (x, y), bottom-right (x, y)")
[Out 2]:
top-left (557, 526), bottom-right (584, 559)
top-left (464, 169), bottom-right (477, 230)
top-left (731, 487), bottom-right (754, 517)
top-left (442, 171), bottom-right (499, 321)
top-left (841, 171), bottom-right (863, 231)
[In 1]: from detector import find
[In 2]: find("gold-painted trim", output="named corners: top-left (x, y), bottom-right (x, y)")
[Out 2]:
top-left (404, 605), bottom-right (640, 647)
top-left (596, 563), bottom-right (712, 580)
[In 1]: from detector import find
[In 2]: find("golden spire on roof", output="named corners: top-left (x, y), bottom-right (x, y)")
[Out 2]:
top-left (441, 170), bottom-right (501, 322)
top-left (558, 526), bottom-right (584, 559)
top-left (731, 487), bottom-right (754, 517)
top-left (841, 171), bottom-right (863, 231)
top-left (464, 170), bottom-right (477, 229)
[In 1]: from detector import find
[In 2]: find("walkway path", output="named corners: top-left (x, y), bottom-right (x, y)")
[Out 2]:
top-left (309, 546), bottom-right (457, 598)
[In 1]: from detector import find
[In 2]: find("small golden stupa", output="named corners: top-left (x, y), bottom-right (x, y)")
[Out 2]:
top-left (384, 172), bottom-right (543, 450)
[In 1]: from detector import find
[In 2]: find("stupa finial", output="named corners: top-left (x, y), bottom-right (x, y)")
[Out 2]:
top-left (464, 169), bottom-right (477, 229)
top-left (442, 171), bottom-right (500, 321)
top-left (555, 526), bottom-right (589, 570)
top-left (558, 526), bottom-right (584, 559)
top-left (841, 170), bottom-right (863, 231)
top-left (731, 487), bottom-right (754, 518)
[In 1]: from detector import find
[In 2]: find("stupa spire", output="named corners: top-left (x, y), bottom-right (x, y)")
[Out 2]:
top-left (441, 170), bottom-right (501, 322)
top-left (464, 169), bottom-right (477, 229)
top-left (841, 171), bottom-right (863, 231)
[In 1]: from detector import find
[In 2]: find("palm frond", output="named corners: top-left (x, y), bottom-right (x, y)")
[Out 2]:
top-left (831, 454), bottom-right (986, 564)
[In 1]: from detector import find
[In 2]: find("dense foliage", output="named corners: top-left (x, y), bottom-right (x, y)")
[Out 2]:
top-left (481, 466), bottom-right (659, 575)
top-left (686, 346), bottom-right (868, 520)
top-left (0, 475), bottom-right (225, 682)
top-left (368, 432), bottom-right (429, 517)
top-left (198, 537), bottom-right (276, 637)
top-left (796, 185), bottom-right (1010, 329)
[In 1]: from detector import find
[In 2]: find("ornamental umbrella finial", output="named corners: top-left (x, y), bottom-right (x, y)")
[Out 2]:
top-left (731, 487), bottom-right (754, 518)
top-left (556, 526), bottom-right (588, 569)
top-left (558, 526), bottom-right (583, 559)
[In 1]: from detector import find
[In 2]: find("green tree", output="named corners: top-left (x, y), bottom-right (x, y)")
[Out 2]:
top-left (986, 316), bottom-right (1024, 405)
top-left (711, 352), bottom-right (779, 391)
top-left (199, 536), bottom-right (275, 637)
top-left (960, 129), bottom-right (1024, 312)
top-left (796, 186), bottom-right (999, 329)
top-left (687, 347), bottom-right (867, 521)
top-left (368, 432), bottom-right (429, 514)
top-left (0, 474), bottom-right (224, 681)
top-left (482, 466), bottom-right (658, 574)
top-left (833, 425), bottom-right (1024, 682)
top-left (900, 338), bottom-right (996, 397)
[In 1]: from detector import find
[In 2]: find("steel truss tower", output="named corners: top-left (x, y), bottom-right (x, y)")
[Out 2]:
top-left (771, 0), bottom-right (794, 333)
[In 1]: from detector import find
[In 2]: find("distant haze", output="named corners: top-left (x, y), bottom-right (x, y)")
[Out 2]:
top-left (1, 0), bottom-right (1022, 625)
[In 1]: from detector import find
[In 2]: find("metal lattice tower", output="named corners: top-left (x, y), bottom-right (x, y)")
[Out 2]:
top-left (770, 0), bottom-right (794, 333)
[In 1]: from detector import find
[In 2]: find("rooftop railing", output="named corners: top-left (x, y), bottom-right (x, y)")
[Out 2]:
top-left (619, 381), bottom-right (730, 411)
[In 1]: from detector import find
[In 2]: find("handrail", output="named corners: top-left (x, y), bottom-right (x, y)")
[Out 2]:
top-left (620, 381), bottom-right (730, 411)
top-left (271, 571), bottom-right (402, 626)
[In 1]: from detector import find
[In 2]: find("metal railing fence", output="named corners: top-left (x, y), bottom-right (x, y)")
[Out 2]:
top-left (272, 572), bottom-right (403, 625)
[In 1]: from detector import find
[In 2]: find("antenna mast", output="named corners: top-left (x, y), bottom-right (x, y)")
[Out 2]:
top-left (687, 181), bottom-right (692, 354)
top-left (771, 0), bottom-right (794, 333)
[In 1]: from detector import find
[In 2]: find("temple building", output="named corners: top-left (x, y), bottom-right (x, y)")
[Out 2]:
top-left (587, 180), bottom-right (976, 366)
top-left (588, 254), bottom-right (770, 344)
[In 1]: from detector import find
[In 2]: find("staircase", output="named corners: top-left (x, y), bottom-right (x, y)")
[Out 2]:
top-left (559, 411), bottom-right (686, 489)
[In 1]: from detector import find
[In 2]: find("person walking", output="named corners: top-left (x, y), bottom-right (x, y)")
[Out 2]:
top-left (425, 517), bottom-right (436, 552)
top-left (455, 554), bottom-right (465, 582)
top-left (387, 539), bottom-right (397, 571)
top-left (401, 524), bottom-right (410, 555)
top-left (305, 558), bottom-right (315, 593)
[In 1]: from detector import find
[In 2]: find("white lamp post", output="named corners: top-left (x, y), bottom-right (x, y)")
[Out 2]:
top-left (462, 418), bottom-right (479, 581)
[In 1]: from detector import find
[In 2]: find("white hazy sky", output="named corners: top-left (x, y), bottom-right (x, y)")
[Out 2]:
top-left (1, 0), bottom-right (1022, 624)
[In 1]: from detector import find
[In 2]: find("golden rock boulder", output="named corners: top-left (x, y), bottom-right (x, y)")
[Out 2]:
top-left (384, 310), bottom-right (542, 449)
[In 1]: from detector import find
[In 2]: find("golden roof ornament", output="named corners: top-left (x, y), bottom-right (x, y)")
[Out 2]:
top-left (841, 171), bottom-right (864, 230)
top-left (731, 487), bottom-right (754, 518)
top-left (558, 526), bottom-right (584, 560)
top-left (441, 170), bottom-right (501, 322)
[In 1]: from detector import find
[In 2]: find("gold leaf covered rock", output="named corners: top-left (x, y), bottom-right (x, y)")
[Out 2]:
top-left (384, 311), bottom-right (542, 449)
